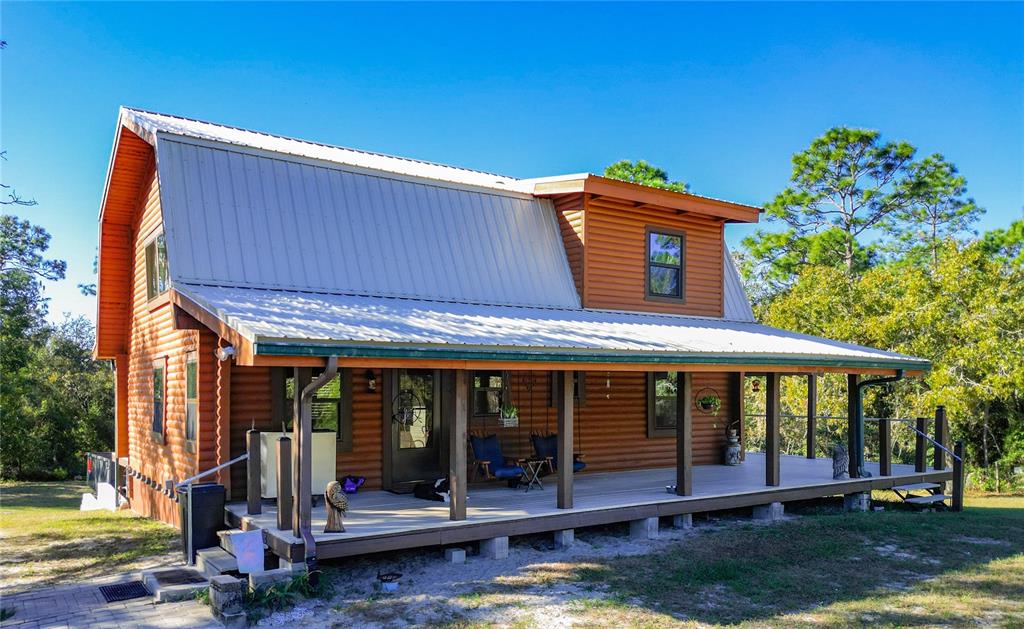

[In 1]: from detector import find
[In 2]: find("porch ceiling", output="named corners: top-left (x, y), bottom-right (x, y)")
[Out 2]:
top-left (174, 282), bottom-right (930, 373)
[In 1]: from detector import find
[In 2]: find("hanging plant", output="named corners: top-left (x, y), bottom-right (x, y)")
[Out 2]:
top-left (499, 404), bottom-right (519, 428)
top-left (694, 388), bottom-right (722, 416)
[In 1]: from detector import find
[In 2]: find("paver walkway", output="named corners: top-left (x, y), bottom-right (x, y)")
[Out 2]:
top-left (1, 571), bottom-right (218, 629)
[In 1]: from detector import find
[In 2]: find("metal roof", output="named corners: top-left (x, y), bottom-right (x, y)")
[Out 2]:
top-left (723, 247), bottom-right (755, 322)
top-left (123, 108), bottom-right (531, 194)
top-left (176, 282), bottom-right (929, 370)
top-left (156, 137), bottom-right (581, 309)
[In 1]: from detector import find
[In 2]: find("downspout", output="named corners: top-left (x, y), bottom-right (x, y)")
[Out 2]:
top-left (297, 356), bottom-right (338, 580)
top-left (853, 369), bottom-right (904, 477)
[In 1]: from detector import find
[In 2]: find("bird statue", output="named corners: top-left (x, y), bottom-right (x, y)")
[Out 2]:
top-left (324, 480), bottom-right (349, 533)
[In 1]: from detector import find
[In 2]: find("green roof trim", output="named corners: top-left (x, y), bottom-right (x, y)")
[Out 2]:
top-left (253, 342), bottom-right (931, 372)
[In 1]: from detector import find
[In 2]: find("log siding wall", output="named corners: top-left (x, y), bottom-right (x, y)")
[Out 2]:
top-left (582, 196), bottom-right (725, 317)
top-left (125, 169), bottom-right (218, 525)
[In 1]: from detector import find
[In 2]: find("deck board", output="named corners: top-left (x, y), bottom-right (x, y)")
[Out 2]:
top-left (227, 454), bottom-right (951, 558)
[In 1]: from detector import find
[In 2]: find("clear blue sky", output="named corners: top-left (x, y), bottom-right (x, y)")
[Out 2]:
top-left (3, 2), bottom-right (1022, 322)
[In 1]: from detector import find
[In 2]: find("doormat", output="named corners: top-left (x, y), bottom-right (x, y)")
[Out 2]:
top-left (98, 581), bottom-right (150, 603)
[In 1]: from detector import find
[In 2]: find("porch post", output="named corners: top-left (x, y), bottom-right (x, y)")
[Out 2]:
top-left (806, 374), bottom-right (817, 459)
top-left (291, 367), bottom-right (312, 538)
top-left (728, 372), bottom-right (746, 461)
top-left (879, 418), bottom-right (892, 476)
top-left (449, 370), bottom-right (468, 521)
top-left (675, 372), bottom-right (693, 496)
top-left (847, 374), bottom-right (861, 479)
top-left (934, 406), bottom-right (948, 470)
top-left (765, 372), bottom-right (781, 487)
top-left (557, 371), bottom-right (574, 509)
top-left (246, 429), bottom-right (261, 515)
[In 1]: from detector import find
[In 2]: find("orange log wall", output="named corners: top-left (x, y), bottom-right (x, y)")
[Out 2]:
top-left (582, 196), bottom-right (725, 317)
top-left (125, 169), bottom-right (219, 525)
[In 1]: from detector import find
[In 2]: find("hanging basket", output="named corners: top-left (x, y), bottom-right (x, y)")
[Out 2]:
top-left (694, 387), bottom-right (722, 416)
top-left (499, 415), bottom-right (519, 428)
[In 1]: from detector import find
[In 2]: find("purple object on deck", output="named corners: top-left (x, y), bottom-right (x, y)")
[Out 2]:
top-left (343, 475), bottom-right (366, 494)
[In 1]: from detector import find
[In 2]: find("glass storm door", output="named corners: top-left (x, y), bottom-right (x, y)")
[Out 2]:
top-left (385, 369), bottom-right (442, 490)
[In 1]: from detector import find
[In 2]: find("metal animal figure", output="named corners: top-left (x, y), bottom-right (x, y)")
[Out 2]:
top-left (831, 443), bottom-right (850, 480)
top-left (324, 480), bottom-right (349, 533)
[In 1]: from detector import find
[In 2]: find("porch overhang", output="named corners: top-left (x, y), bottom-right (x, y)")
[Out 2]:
top-left (171, 282), bottom-right (931, 376)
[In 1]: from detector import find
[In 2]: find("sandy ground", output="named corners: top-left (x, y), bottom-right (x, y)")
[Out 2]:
top-left (254, 514), bottom-right (762, 628)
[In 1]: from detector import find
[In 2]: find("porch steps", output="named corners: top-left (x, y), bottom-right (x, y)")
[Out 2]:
top-left (196, 547), bottom-right (239, 578)
top-left (892, 482), bottom-right (941, 492)
top-left (216, 528), bottom-right (268, 555)
top-left (904, 494), bottom-right (951, 506)
top-left (892, 482), bottom-right (948, 509)
top-left (139, 567), bottom-right (209, 603)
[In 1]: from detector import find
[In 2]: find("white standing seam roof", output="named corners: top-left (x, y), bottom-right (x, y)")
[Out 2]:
top-left (176, 282), bottom-right (930, 370)
top-left (155, 137), bottom-right (581, 309)
top-left (723, 247), bottom-right (755, 322)
top-left (123, 108), bottom-right (532, 194)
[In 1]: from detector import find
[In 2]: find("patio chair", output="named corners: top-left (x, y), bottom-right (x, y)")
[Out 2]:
top-left (469, 434), bottom-right (524, 483)
top-left (530, 433), bottom-right (586, 474)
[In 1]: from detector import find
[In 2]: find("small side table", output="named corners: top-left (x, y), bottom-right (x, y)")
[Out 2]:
top-left (518, 458), bottom-right (547, 492)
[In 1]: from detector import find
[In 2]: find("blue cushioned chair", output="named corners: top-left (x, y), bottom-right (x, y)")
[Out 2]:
top-left (469, 434), bottom-right (524, 482)
top-left (530, 433), bottom-right (586, 473)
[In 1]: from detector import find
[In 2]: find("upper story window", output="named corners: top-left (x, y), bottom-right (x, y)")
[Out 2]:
top-left (646, 228), bottom-right (685, 301)
top-left (145, 233), bottom-right (169, 301)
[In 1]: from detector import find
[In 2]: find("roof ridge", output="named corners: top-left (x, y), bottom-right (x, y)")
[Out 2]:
top-left (122, 107), bottom-right (520, 182)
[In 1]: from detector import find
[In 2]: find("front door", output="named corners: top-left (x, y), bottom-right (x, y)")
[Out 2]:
top-left (384, 369), bottom-right (443, 491)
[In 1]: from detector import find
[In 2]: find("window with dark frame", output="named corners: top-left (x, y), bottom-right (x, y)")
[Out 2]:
top-left (549, 371), bottom-right (586, 407)
top-left (647, 371), bottom-right (678, 437)
top-left (282, 369), bottom-right (353, 451)
top-left (145, 233), bottom-right (169, 301)
top-left (152, 359), bottom-right (166, 439)
top-left (646, 228), bottom-right (685, 300)
top-left (472, 371), bottom-right (504, 416)
top-left (185, 352), bottom-right (198, 448)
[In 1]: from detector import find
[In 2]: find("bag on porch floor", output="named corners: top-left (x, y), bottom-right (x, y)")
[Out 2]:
top-left (413, 477), bottom-right (450, 503)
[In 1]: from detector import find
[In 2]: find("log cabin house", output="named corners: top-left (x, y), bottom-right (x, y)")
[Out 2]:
top-left (94, 108), bottom-right (956, 568)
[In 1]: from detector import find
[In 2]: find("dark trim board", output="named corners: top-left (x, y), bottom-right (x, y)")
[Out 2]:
top-left (229, 468), bottom-right (953, 563)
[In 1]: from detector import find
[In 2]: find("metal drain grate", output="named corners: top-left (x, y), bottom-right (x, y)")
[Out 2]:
top-left (98, 581), bottom-right (150, 603)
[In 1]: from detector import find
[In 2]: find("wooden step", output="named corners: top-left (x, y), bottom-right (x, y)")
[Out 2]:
top-left (195, 547), bottom-right (238, 577)
top-left (904, 494), bottom-right (949, 505)
top-left (892, 482), bottom-right (941, 492)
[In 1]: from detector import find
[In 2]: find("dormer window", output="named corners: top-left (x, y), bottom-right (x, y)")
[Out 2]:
top-left (145, 232), bottom-right (169, 300)
top-left (646, 228), bottom-right (685, 301)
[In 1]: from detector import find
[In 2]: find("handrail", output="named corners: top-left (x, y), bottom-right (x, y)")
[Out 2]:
top-left (865, 418), bottom-right (961, 463)
top-left (175, 452), bottom-right (249, 492)
top-left (744, 413), bottom-right (961, 463)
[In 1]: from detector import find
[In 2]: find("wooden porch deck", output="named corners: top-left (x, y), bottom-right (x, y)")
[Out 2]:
top-left (226, 453), bottom-right (952, 562)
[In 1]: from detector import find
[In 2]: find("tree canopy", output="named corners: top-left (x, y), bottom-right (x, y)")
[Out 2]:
top-left (603, 159), bottom-right (689, 193)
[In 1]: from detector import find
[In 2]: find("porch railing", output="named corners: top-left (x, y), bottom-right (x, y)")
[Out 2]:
top-left (744, 408), bottom-right (964, 511)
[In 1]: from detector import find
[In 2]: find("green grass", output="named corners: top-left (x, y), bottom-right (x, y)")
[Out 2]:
top-left (0, 481), bottom-right (179, 593)
top-left (567, 494), bottom-right (1024, 627)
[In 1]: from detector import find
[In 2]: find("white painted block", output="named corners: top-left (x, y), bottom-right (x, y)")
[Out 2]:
top-left (629, 517), bottom-right (659, 540)
top-left (553, 529), bottom-right (574, 549)
top-left (480, 536), bottom-right (509, 560)
top-left (672, 514), bottom-right (693, 529)
top-left (445, 548), bottom-right (466, 564)
top-left (752, 502), bottom-right (785, 521)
